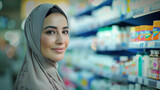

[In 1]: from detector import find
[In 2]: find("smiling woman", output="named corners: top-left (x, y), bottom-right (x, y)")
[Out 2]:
top-left (41, 12), bottom-right (69, 62)
top-left (13, 4), bottom-right (69, 90)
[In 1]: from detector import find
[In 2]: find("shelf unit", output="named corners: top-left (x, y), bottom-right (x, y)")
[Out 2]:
top-left (96, 41), bottom-right (160, 55)
top-left (65, 61), bottom-right (160, 89)
top-left (66, 0), bottom-right (160, 89)
top-left (74, 1), bottom-right (160, 37)
top-left (60, 64), bottom-right (91, 90)
top-left (129, 41), bottom-right (160, 49)
top-left (128, 75), bottom-right (160, 89)
top-left (75, 0), bottom-right (113, 17)
top-left (74, 28), bottom-right (98, 37)
top-left (96, 50), bottom-right (136, 56)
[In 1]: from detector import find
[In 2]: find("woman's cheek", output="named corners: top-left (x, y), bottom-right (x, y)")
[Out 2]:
top-left (65, 36), bottom-right (70, 47)
top-left (41, 35), bottom-right (50, 48)
top-left (43, 36), bottom-right (55, 47)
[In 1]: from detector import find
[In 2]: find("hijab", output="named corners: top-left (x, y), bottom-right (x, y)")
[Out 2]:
top-left (13, 4), bottom-right (66, 90)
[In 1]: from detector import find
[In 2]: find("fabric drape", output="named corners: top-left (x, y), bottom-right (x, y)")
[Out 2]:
top-left (13, 4), bottom-right (66, 90)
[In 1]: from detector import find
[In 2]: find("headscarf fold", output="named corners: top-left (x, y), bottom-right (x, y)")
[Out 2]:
top-left (13, 4), bottom-right (66, 90)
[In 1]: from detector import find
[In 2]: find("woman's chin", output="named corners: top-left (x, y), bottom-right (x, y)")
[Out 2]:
top-left (50, 56), bottom-right (64, 62)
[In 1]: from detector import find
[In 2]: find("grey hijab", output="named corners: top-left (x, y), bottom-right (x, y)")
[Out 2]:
top-left (13, 4), bottom-right (66, 90)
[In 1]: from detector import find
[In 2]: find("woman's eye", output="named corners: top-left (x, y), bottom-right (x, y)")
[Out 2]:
top-left (62, 30), bottom-right (69, 34)
top-left (46, 31), bottom-right (56, 34)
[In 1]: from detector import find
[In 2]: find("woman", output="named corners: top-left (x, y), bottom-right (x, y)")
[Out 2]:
top-left (13, 3), bottom-right (69, 90)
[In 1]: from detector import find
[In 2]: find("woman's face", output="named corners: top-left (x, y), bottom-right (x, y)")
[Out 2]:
top-left (41, 13), bottom-right (69, 62)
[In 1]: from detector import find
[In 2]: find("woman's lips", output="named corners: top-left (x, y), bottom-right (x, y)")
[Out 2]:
top-left (51, 48), bottom-right (65, 53)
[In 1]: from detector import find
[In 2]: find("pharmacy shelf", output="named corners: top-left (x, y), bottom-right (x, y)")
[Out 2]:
top-left (74, 2), bottom-right (160, 37)
top-left (123, 8), bottom-right (160, 26)
top-left (74, 28), bottom-right (98, 37)
top-left (67, 41), bottom-right (160, 55)
top-left (129, 41), bottom-right (160, 49)
top-left (67, 78), bottom-right (88, 90)
top-left (60, 65), bottom-right (91, 90)
top-left (96, 41), bottom-right (160, 55)
top-left (96, 50), bottom-right (136, 56)
top-left (65, 61), bottom-right (160, 89)
top-left (93, 68), bottom-right (128, 83)
top-left (75, 0), bottom-right (113, 17)
top-left (128, 75), bottom-right (160, 89)
top-left (70, 62), bottom-right (128, 83)
top-left (111, 2), bottom-right (160, 26)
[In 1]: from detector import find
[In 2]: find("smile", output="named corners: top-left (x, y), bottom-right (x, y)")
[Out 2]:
top-left (51, 48), bottom-right (65, 53)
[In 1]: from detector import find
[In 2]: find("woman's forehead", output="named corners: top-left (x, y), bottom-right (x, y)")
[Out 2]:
top-left (43, 13), bottom-right (68, 26)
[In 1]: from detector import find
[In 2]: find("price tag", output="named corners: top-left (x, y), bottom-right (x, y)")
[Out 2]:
top-left (138, 77), bottom-right (143, 84)
top-left (140, 42), bottom-right (145, 48)
top-left (144, 6), bottom-right (150, 13)
top-left (157, 81), bottom-right (160, 89)
top-left (144, 79), bottom-right (149, 85)
top-left (128, 75), bottom-right (136, 82)
top-left (148, 41), bottom-right (155, 48)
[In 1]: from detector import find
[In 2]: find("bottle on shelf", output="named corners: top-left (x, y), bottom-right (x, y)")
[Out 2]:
top-left (119, 56), bottom-right (128, 76)
top-left (148, 50), bottom-right (154, 78)
top-left (152, 20), bottom-right (160, 40)
top-left (138, 52), bottom-right (143, 77)
top-left (134, 51), bottom-right (142, 76)
top-left (131, 56), bottom-right (136, 75)
top-left (151, 50), bottom-right (160, 80)
top-left (135, 26), bottom-right (140, 41)
top-left (145, 25), bottom-right (153, 41)
top-left (142, 51), bottom-right (149, 77)
top-left (130, 26), bottom-right (136, 42)
top-left (140, 25), bottom-right (146, 41)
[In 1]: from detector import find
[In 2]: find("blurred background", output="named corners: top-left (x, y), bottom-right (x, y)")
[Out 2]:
top-left (0, 0), bottom-right (160, 90)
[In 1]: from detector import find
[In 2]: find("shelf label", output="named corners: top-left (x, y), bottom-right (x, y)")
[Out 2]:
top-left (138, 77), bottom-right (143, 84)
top-left (157, 81), bottom-right (160, 89)
top-left (144, 79), bottom-right (149, 85)
top-left (148, 41), bottom-right (155, 48)
top-left (140, 42), bottom-right (145, 48)
top-left (128, 75), bottom-right (136, 82)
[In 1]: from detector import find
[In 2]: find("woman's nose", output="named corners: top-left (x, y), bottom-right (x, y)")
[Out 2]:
top-left (56, 33), bottom-right (64, 44)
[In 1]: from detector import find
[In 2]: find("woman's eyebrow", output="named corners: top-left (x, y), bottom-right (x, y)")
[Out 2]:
top-left (43, 26), bottom-right (57, 30)
top-left (63, 26), bottom-right (68, 29)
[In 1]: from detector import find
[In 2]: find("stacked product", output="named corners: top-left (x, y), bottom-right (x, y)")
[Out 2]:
top-left (130, 20), bottom-right (160, 42)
